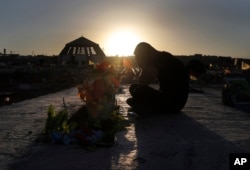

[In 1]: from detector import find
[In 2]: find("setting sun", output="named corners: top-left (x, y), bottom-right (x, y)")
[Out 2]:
top-left (104, 30), bottom-right (142, 56)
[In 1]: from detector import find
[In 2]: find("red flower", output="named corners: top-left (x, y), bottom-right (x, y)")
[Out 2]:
top-left (92, 79), bottom-right (105, 101)
top-left (96, 61), bottom-right (110, 71)
top-left (111, 77), bottom-right (120, 89)
top-left (123, 58), bottom-right (132, 69)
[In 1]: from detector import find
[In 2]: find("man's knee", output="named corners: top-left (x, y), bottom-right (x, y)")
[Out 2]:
top-left (129, 84), bottom-right (139, 96)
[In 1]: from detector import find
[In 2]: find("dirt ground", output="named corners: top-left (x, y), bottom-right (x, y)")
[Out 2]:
top-left (0, 67), bottom-right (86, 107)
top-left (1, 85), bottom-right (249, 170)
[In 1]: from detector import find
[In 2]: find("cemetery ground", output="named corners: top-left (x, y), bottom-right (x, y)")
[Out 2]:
top-left (0, 84), bottom-right (249, 170)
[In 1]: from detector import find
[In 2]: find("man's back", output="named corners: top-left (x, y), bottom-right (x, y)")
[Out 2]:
top-left (157, 52), bottom-right (189, 109)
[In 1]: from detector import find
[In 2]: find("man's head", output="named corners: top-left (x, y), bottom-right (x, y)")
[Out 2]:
top-left (134, 42), bottom-right (158, 67)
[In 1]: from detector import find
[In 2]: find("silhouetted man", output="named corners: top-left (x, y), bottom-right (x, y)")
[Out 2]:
top-left (127, 42), bottom-right (189, 113)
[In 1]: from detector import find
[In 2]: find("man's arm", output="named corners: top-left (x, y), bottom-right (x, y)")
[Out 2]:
top-left (139, 66), bottom-right (159, 86)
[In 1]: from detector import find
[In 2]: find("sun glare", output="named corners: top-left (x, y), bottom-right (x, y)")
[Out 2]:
top-left (105, 30), bottom-right (141, 56)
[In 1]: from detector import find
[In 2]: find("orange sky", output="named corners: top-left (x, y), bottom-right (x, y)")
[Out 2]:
top-left (0, 0), bottom-right (250, 58)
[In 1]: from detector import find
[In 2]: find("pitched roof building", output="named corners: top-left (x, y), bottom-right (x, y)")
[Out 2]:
top-left (59, 36), bottom-right (106, 66)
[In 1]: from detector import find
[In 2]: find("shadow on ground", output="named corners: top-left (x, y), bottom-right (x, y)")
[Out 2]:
top-left (8, 111), bottom-right (243, 170)
top-left (133, 112), bottom-right (243, 170)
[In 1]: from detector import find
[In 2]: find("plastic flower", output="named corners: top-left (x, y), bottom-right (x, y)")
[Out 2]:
top-left (78, 61), bottom-right (120, 119)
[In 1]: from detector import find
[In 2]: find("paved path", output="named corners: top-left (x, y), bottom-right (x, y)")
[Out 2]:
top-left (0, 85), bottom-right (249, 170)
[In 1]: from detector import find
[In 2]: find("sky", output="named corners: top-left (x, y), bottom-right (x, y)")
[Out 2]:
top-left (0, 0), bottom-right (249, 58)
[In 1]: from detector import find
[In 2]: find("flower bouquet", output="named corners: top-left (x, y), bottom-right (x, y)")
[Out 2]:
top-left (43, 61), bottom-right (129, 148)
top-left (77, 61), bottom-right (120, 119)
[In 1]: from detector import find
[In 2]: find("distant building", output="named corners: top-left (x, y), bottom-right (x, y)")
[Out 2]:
top-left (58, 36), bottom-right (106, 66)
